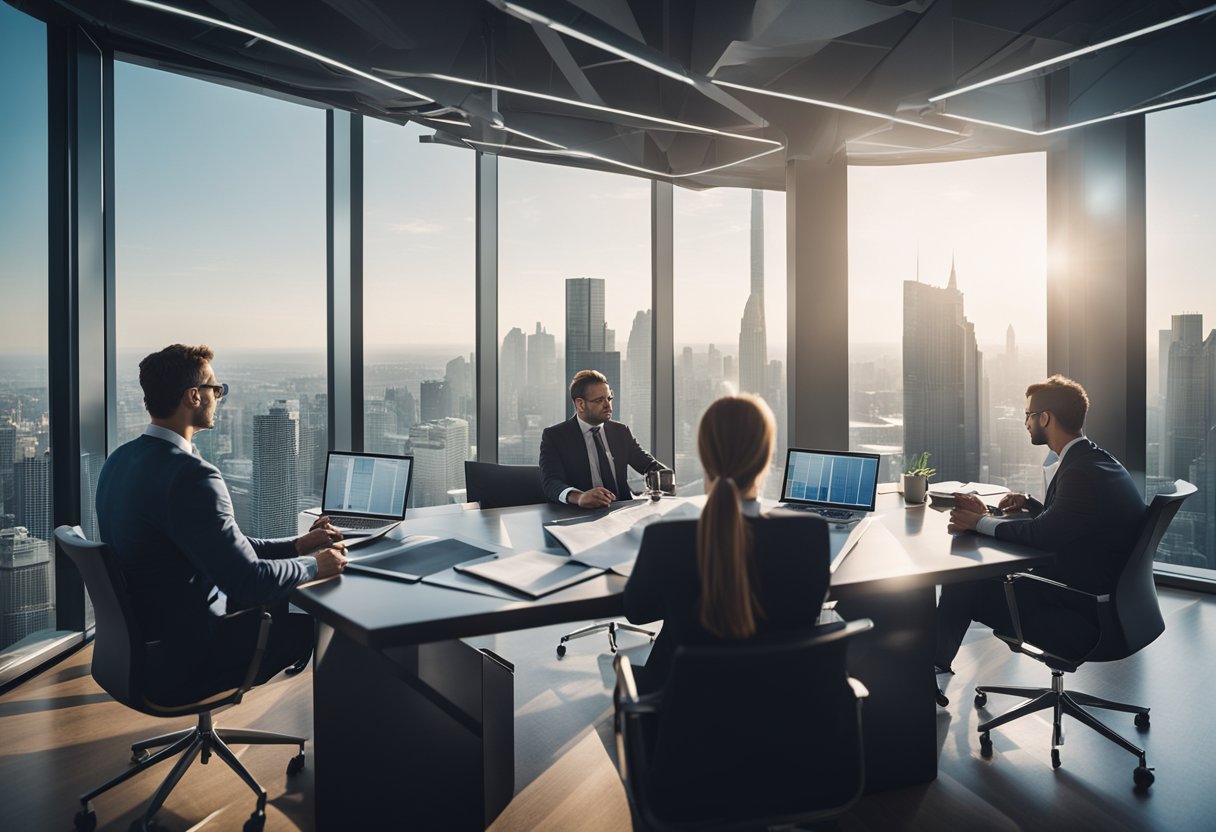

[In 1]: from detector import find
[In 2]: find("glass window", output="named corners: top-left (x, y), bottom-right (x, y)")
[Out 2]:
top-left (847, 154), bottom-right (1047, 491)
top-left (363, 120), bottom-right (475, 507)
top-left (114, 63), bottom-right (327, 537)
top-left (0, 4), bottom-right (56, 665)
top-left (673, 188), bottom-right (788, 497)
top-left (498, 160), bottom-right (652, 491)
top-left (1146, 97), bottom-right (1216, 578)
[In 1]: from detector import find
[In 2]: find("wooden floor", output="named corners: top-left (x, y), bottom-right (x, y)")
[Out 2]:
top-left (2, 588), bottom-right (1213, 831)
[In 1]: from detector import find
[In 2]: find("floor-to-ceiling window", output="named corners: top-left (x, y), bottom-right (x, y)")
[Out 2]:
top-left (673, 188), bottom-right (787, 497)
top-left (363, 120), bottom-right (475, 507)
top-left (497, 160), bottom-right (651, 491)
top-left (1146, 98), bottom-right (1216, 579)
top-left (847, 154), bottom-right (1047, 490)
top-left (0, 3), bottom-right (57, 673)
top-left (113, 63), bottom-right (327, 538)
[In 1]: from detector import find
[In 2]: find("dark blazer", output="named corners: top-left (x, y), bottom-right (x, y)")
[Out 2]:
top-left (623, 512), bottom-right (831, 694)
top-left (96, 434), bottom-right (314, 700)
top-left (993, 438), bottom-right (1146, 594)
top-left (539, 416), bottom-right (659, 504)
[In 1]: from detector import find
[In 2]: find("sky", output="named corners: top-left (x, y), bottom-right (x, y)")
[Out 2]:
top-left (1, 1), bottom-right (1214, 362)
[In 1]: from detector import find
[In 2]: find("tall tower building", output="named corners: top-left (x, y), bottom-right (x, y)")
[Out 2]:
top-left (14, 452), bottom-right (52, 541)
top-left (903, 258), bottom-right (983, 483)
top-left (501, 327), bottom-right (527, 426)
top-left (738, 189), bottom-right (768, 397)
top-left (0, 526), bottom-right (54, 649)
top-left (565, 277), bottom-right (620, 416)
top-left (409, 417), bottom-right (469, 506)
top-left (526, 323), bottom-right (560, 425)
top-left (420, 380), bottom-right (451, 422)
top-left (624, 310), bottom-right (652, 450)
top-left (385, 386), bottom-right (417, 433)
top-left (252, 400), bottom-right (299, 538)
top-left (1164, 314), bottom-right (1206, 481)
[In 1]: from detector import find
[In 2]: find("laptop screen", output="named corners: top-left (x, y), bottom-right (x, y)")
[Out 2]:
top-left (780, 448), bottom-right (880, 512)
top-left (322, 452), bottom-right (413, 520)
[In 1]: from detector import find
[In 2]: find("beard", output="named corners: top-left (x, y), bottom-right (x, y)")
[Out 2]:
top-left (193, 405), bottom-right (216, 431)
top-left (1028, 423), bottom-right (1047, 445)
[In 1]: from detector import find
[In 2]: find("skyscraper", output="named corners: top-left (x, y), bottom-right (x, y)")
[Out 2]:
top-left (1164, 314), bottom-right (1205, 481)
top-left (501, 326), bottom-right (527, 426)
top-left (409, 417), bottom-right (469, 506)
top-left (624, 309), bottom-right (651, 449)
top-left (0, 526), bottom-right (53, 648)
top-left (565, 277), bottom-right (621, 416)
top-left (526, 323), bottom-right (560, 425)
top-left (420, 380), bottom-right (450, 422)
top-left (903, 259), bottom-right (983, 483)
top-left (14, 452), bottom-right (51, 541)
top-left (252, 400), bottom-right (299, 538)
top-left (738, 189), bottom-right (768, 397)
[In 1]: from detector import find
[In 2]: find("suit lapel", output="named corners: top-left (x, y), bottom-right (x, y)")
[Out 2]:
top-left (567, 417), bottom-right (594, 489)
top-left (1044, 439), bottom-right (1092, 506)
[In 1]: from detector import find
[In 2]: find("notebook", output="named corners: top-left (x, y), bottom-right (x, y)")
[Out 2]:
top-left (779, 448), bottom-right (881, 522)
top-left (321, 451), bottom-right (413, 530)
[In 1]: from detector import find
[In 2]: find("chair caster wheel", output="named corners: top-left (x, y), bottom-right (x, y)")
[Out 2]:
top-left (1135, 712), bottom-right (1150, 729)
top-left (287, 752), bottom-right (305, 776)
top-left (974, 690), bottom-right (987, 708)
top-left (1134, 765), bottom-right (1155, 789)
top-left (130, 748), bottom-right (148, 764)
top-left (979, 732), bottom-right (993, 757)
top-left (1051, 748), bottom-right (1061, 769)
top-left (556, 643), bottom-right (566, 657)
top-left (244, 811), bottom-right (266, 832)
top-left (74, 808), bottom-right (97, 832)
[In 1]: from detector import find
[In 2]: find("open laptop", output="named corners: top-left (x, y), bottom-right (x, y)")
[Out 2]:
top-left (779, 448), bottom-right (880, 523)
top-left (321, 451), bottom-right (413, 531)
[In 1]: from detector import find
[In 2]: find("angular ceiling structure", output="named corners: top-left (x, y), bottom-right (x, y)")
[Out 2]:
top-left (10, 0), bottom-right (1216, 188)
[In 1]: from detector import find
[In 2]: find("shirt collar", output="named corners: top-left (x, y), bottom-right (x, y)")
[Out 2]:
top-left (144, 424), bottom-right (194, 455)
top-left (576, 416), bottom-right (604, 435)
top-left (741, 498), bottom-right (762, 518)
top-left (1057, 435), bottom-right (1086, 462)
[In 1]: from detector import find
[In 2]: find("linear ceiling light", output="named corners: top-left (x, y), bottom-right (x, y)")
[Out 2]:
top-left (712, 79), bottom-right (963, 136)
top-left (123, 0), bottom-right (434, 102)
top-left (940, 89), bottom-right (1216, 136)
top-left (929, 3), bottom-right (1216, 103)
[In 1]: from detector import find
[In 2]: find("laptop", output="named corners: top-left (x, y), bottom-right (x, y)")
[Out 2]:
top-left (321, 451), bottom-right (414, 531)
top-left (779, 448), bottom-right (881, 523)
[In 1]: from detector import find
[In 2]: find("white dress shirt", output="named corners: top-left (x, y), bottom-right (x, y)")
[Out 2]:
top-left (558, 417), bottom-right (620, 505)
top-left (144, 423), bottom-right (194, 455)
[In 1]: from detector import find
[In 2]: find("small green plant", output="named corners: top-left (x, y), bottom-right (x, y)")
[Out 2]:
top-left (904, 451), bottom-right (937, 479)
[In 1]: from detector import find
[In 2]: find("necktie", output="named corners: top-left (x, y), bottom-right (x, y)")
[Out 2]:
top-left (590, 426), bottom-right (618, 496)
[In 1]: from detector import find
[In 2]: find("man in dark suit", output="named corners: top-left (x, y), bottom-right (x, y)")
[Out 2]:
top-left (935, 375), bottom-right (1146, 686)
top-left (539, 369), bottom-right (665, 508)
top-left (96, 344), bottom-right (347, 705)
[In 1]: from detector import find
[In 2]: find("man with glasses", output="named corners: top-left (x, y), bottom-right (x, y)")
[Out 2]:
top-left (932, 374), bottom-right (1146, 703)
top-left (539, 369), bottom-right (666, 508)
top-left (96, 344), bottom-right (346, 705)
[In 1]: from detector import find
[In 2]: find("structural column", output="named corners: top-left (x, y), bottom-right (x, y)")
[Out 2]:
top-left (475, 151), bottom-right (499, 462)
top-left (650, 180), bottom-right (675, 467)
top-left (787, 151), bottom-right (849, 451)
top-left (1046, 117), bottom-right (1147, 481)
top-left (327, 110), bottom-right (363, 451)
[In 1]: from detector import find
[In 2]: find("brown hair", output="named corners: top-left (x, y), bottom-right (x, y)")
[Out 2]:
top-left (696, 394), bottom-right (776, 640)
top-left (139, 344), bottom-right (214, 419)
top-left (1025, 374), bottom-right (1089, 433)
top-left (569, 369), bottom-right (609, 402)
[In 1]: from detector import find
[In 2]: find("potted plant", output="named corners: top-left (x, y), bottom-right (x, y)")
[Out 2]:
top-left (901, 452), bottom-right (936, 504)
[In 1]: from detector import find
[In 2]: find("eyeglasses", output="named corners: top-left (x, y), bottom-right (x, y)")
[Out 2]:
top-left (584, 395), bottom-right (614, 405)
top-left (1024, 410), bottom-right (1043, 422)
top-left (197, 383), bottom-right (229, 400)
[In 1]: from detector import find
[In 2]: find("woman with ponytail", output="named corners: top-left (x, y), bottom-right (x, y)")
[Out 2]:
top-left (623, 394), bottom-right (831, 693)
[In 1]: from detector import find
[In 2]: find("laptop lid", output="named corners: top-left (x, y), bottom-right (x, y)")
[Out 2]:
top-left (321, 451), bottom-right (413, 522)
top-left (780, 448), bottom-right (881, 513)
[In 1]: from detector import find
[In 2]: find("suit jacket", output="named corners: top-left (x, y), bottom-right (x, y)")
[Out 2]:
top-left (539, 416), bottom-right (659, 504)
top-left (994, 438), bottom-right (1146, 594)
top-left (623, 512), bottom-right (831, 694)
top-left (96, 434), bottom-right (315, 700)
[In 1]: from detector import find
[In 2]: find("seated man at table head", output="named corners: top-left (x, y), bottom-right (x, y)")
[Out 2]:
top-left (539, 369), bottom-right (665, 508)
top-left (622, 394), bottom-right (830, 694)
top-left (935, 374), bottom-right (1146, 677)
top-left (96, 343), bottom-right (348, 705)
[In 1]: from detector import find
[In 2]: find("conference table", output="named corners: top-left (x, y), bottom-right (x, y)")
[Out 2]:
top-left (292, 491), bottom-right (1052, 829)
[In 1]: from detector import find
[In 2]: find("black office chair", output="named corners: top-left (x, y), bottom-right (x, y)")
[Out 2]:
top-left (464, 461), bottom-right (547, 509)
top-left (973, 480), bottom-right (1196, 789)
top-left (614, 619), bottom-right (872, 832)
top-left (55, 526), bottom-right (307, 832)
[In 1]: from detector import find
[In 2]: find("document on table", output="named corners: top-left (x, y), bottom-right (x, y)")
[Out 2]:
top-left (453, 550), bottom-right (604, 598)
top-left (345, 534), bottom-right (504, 583)
top-left (546, 497), bottom-right (703, 575)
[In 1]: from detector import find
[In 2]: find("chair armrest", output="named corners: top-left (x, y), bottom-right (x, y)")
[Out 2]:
top-left (847, 677), bottom-right (869, 700)
top-left (613, 654), bottom-right (660, 715)
top-left (221, 607), bottom-right (273, 700)
top-left (1000, 572), bottom-right (1102, 653)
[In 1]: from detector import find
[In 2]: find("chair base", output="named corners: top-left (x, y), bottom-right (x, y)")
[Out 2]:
top-left (74, 710), bottom-right (306, 831)
top-left (975, 670), bottom-right (1155, 788)
top-left (557, 619), bottom-right (656, 657)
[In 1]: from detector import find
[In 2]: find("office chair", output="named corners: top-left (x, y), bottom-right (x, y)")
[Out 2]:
top-left (55, 526), bottom-right (307, 832)
top-left (464, 461), bottom-right (547, 509)
top-left (614, 619), bottom-right (872, 832)
top-left (973, 480), bottom-right (1196, 789)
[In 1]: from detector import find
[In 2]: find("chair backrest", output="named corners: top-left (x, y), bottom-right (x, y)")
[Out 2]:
top-left (54, 525), bottom-right (144, 707)
top-left (1104, 479), bottom-right (1197, 658)
top-left (636, 621), bottom-right (870, 830)
top-left (463, 461), bottom-right (546, 509)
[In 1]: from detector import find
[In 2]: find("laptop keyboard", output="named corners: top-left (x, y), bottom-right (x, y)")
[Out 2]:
top-left (816, 508), bottom-right (857, 521)
top-left (331, 515), bottom-right (395, 530)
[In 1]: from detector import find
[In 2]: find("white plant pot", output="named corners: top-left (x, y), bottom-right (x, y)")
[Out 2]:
top-left (901, 474), bottom-right (928, 504)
